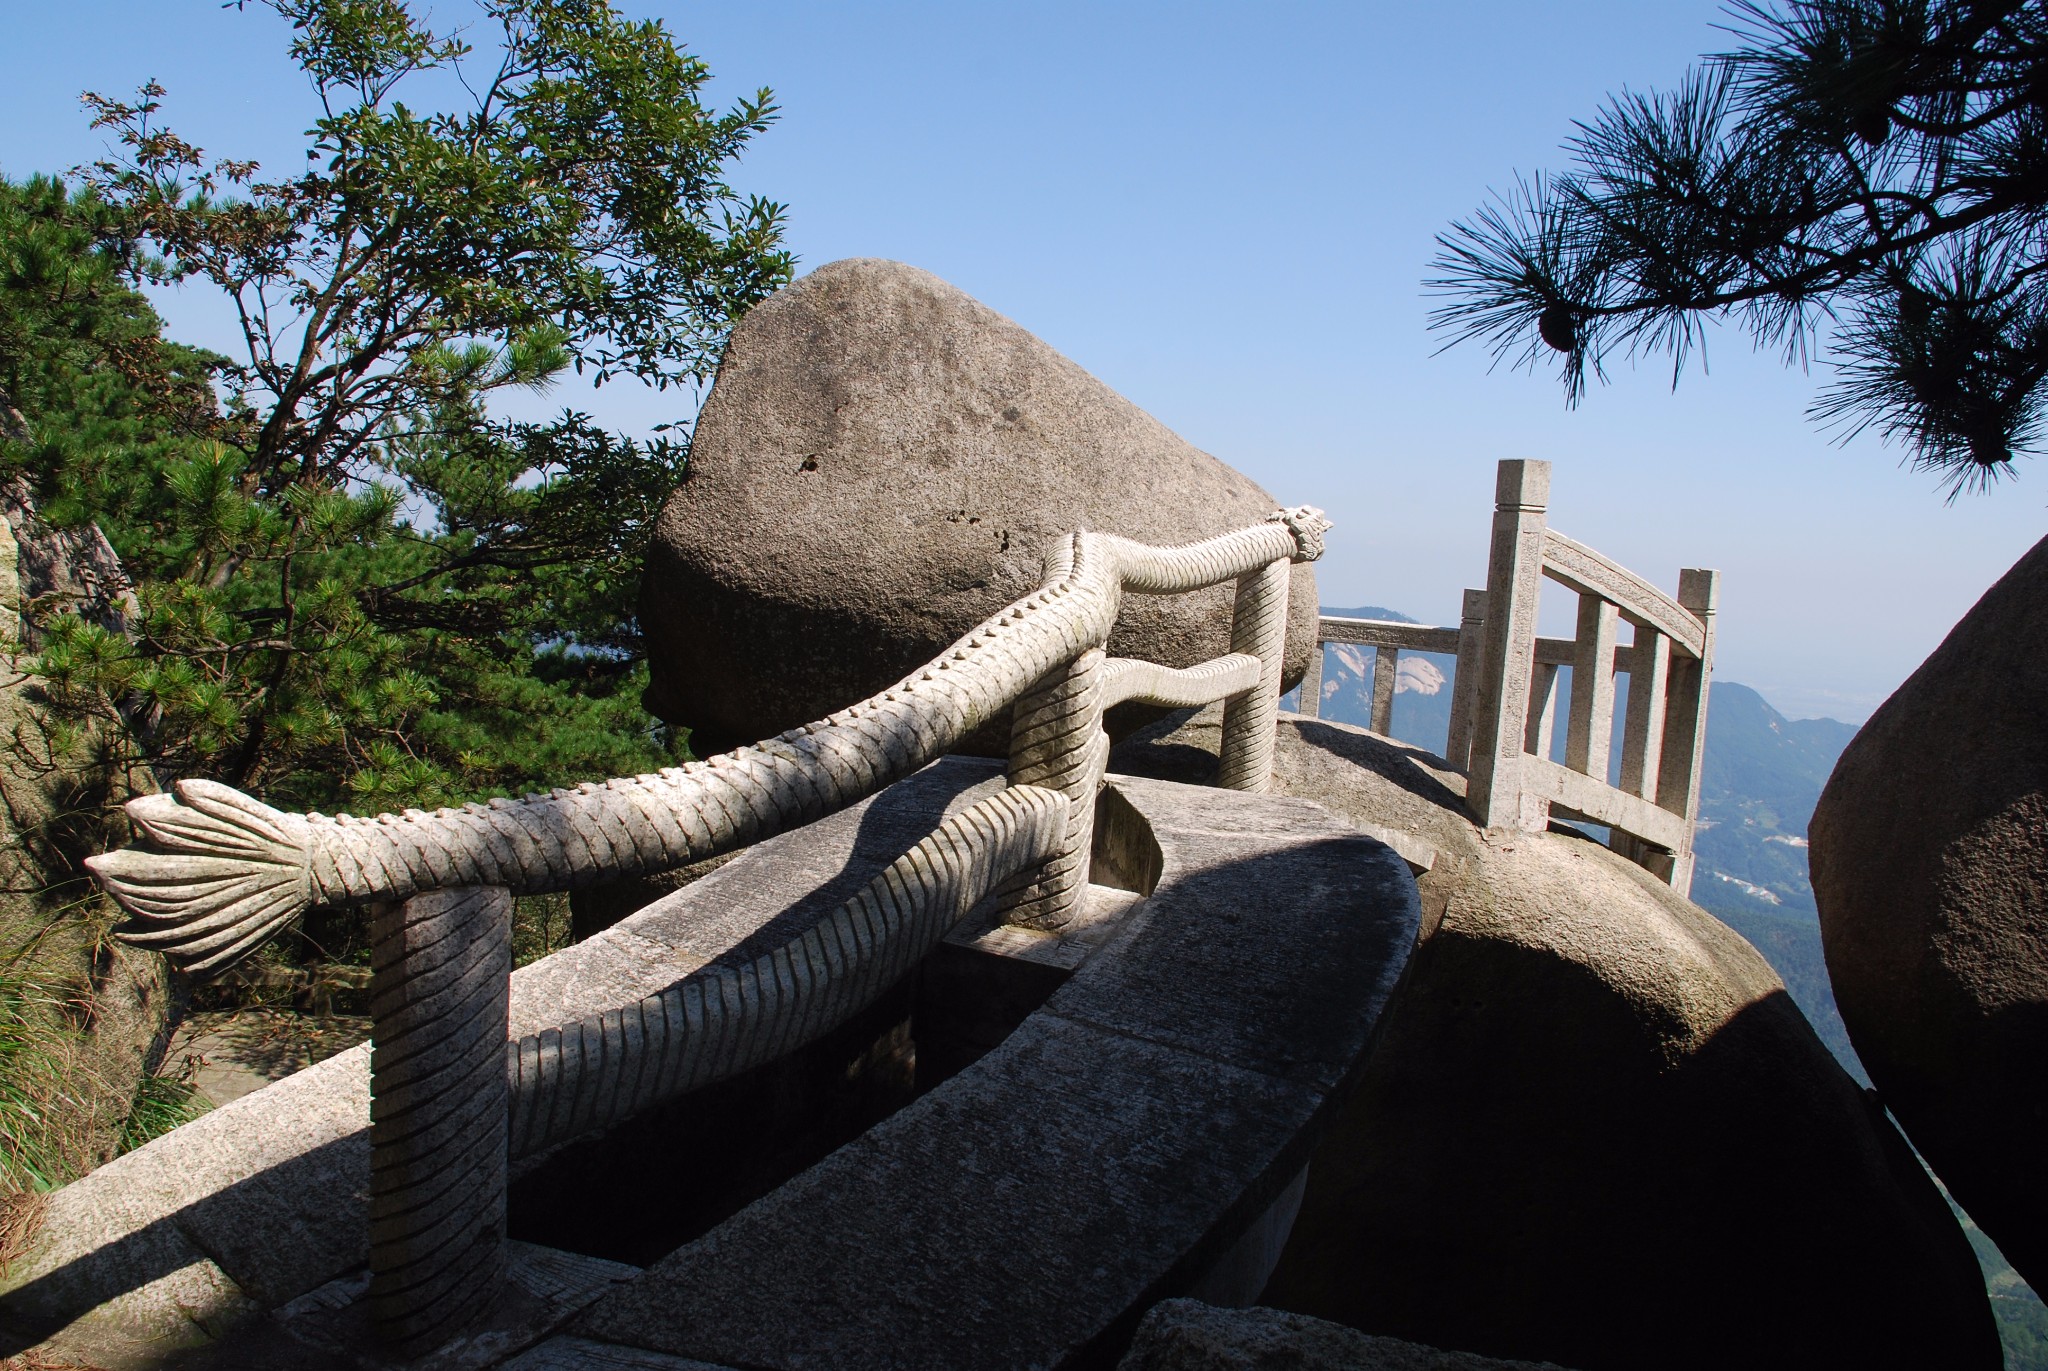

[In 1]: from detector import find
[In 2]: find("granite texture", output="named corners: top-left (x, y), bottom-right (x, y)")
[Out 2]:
top-left (570, 773), bottom-right (1419, 1371)
top-left (640, 258), bottom-right (1319, 756)
top-left (1119, 1300), bottom-right (1574, 1371)
top-left (1223, 716), bottom-right (2001, 1371)
top-left (1811, 532), bottom-right (2048, 1295)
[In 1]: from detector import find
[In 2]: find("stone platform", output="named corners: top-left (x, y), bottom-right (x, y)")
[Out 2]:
top-left (0, 763), bottom-right (1417, 1370)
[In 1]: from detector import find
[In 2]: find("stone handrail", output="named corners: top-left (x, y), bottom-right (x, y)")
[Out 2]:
top-left (84, 507), bottom-right (1328, 1356)
top-left (1292, 461), bottom-right (1715, 894)
top-left (1466, 461), bottom-right (1717, 892)
top-left (88, 509), bottom-right (1327, 972)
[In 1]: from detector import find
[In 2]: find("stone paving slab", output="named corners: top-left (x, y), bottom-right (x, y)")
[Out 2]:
top-left (172, 1242), bottom-right (639, 1371)
top-left (0, 759), bottom-right (1007, 1368)
top-left (503, 1336), bottom-right (736, 1370)
top-left (166, 1012), bottom-right (373, 1108)
top-left (569, 773), bottom-right (1420, 1371)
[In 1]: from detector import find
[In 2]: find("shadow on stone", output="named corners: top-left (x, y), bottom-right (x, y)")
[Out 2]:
top-left (1264, 927), bottom-right (1999, 1370)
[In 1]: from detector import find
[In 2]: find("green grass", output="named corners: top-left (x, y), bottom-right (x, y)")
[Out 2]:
top-left (0, 970), bottom-right (105, 1193)
top-left (115, 1068), bottom-right (210, 1156)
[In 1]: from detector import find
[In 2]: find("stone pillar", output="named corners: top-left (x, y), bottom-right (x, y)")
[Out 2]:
top-left (1444, 587), bottom-right (1489, 771)
top-left (1297, 628), bottom-right (1324, 719)
top-left (368, 885), bottom-right (512, 1356)
top-left (1656, 567), bottom-right (1720, 895)
top-left (1370, 646), bottom-right (1400, 737)
top-left (1466, 460), bottom-right (1551, 831)
top-left (999, 649), bottom-right (1106, 930)
top-left (1218, 557), bottom-right (1292, 792)
top-left (1618, 629), bottom-right (1671, 801)
top-left (1567, 592), bottom-right (1621, 780)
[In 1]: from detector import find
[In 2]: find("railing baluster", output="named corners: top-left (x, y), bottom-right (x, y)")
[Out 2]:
top-left (1370, 645), bottom-right (1399, 736)
top-left (1653, 569), bottom-right (1719, 894)
top-left (1617, 627), bottom-right (1671, 801)
top-left (1298, 634), bottom-right (1324, 719)
top-left (1444, 588), bottom-right (1488, 771)
top-left (1567, 593), bottom-right (1620, 779)
top-left (1524, 660), bottom-right (1561, 759)
top-left (368, 884), bottom-right (511, 1355)
top-left (1218, 556), bottom-right (1292, 792)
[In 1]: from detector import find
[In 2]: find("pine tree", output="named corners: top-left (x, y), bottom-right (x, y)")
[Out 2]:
top-left (1429, 0), bottom-right (2048, 496)
top-left (4, 0), bottom-right (794, 812)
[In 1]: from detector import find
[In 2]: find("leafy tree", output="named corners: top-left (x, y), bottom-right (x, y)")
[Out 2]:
top-left (5, 0), bottom-right (794, 812)
top-left (1429, 0), bottom-right (2048, 495)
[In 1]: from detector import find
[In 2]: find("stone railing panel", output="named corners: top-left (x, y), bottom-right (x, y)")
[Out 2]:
top-left (1290, 463), bottom-right (1713, 894)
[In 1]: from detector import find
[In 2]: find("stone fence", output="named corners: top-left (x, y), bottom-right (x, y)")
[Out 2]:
top-left (1296, 459), bottom-right (1718, 893)
top-left (83, 509), bottom-right (1329, 1356)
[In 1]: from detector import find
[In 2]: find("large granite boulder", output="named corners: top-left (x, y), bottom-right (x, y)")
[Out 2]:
top-left (1112, 712), bottom-right (2001, 1370)
top-left (1810, 535), bottom-right (2048, 1294)
top-left (641, 258), bottom-right (1318, 756)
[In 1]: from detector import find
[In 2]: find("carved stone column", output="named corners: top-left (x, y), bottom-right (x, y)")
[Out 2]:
top-left (998, 648), bottom-right (1106, 930)
top-left (367, 885), bottom-right (512, 1355)
top-left (1218, 557), bottom-right (1292, 792)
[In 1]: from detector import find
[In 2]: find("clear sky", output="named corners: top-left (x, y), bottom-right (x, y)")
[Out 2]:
top-left (4, 1), bottom-right (2041, 721)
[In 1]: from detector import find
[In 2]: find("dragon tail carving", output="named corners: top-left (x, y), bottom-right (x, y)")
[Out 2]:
top-left (82, 511), bottom-right (1330, 977)
top-left (85, 780), bottom-right (313, 976)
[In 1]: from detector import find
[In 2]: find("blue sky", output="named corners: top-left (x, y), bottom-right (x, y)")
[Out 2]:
top-left (4, 1), bottom-right (2042, 721)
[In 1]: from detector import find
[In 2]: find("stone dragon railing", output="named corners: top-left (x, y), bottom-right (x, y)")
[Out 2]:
top-left (84, 509), bottom-right (1327, 1355)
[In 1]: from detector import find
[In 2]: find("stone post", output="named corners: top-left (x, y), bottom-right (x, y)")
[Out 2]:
top-left (1567, 592), bottom-right (1621, 779)
top-left (368, 885), bottom-right (512, 1356)
top-left (1370, 646), bottom-right (1399, 737)
top-left (998, 649), bottom-right (1107, 930)
top-left (1655, 567), bottom-right (1719, 895)
top-left (1444, 588), bottom-right (1488, 771)
top-left (1297, 627), bottom-right (1324, 719)
top-left (1465, 460), bottom-right (1551, 831)
top-left (1618, 629), bottom-right (1671, 802)
top-left (1217, 557), bottom-right (1292, 792)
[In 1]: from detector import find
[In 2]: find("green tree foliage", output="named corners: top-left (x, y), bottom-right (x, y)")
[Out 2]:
top-left (4, 0), bottom-right (793, 813)
top-left (1429, 0), bottom-right (2048, 495)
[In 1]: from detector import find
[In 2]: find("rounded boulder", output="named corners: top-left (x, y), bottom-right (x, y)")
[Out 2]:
top-left (641, 258), bottom-right (1317, 756)
top-left (1115, 712), bottom-right (2000, 1369)
top-left (1810, 533), bottom-right (2048, 1294)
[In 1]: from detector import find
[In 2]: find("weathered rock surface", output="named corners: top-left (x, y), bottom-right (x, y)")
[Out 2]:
top-left (0, 479), bottom-right (168, 1183)
top-left (1113, 711), bottom-right (2001, 1370)
top-left (1810, 534), bottom-right (2048, 1294)
top-left (641, 258), bottom-right (1318, 756)
top-left (1119, 1299), bottom-right (1573, 1371)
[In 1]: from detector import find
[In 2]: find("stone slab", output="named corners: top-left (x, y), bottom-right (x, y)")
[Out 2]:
top-left (572, 775), bottom-right (1420, 1371)
top-left (1053, 774), bottom-right (1418, 1091)
top-left (0, 759), bottom-right (1007, 1365)
top-left (1119, 1299), bottom-right (1576, 1370)
top-left (170, 1242), bottom-right (640, 1371)
top-left (504, 1336), bottom-right (737, 1370)
top-left (0, 1042), bottom-right (373, 1362)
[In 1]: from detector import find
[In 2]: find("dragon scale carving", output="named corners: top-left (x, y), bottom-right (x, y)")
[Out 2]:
top-left (88, 511), bottom-right (1329, 974)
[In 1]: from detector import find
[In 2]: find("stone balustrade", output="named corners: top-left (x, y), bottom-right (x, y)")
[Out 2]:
top-left (1294, 460), bottom-right (1717, 893)
top-left (82, 508), bottom-right (1329, 1356)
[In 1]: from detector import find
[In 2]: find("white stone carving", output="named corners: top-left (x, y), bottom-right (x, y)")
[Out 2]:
top-left (88, 510), bottom-right (1328, 975)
